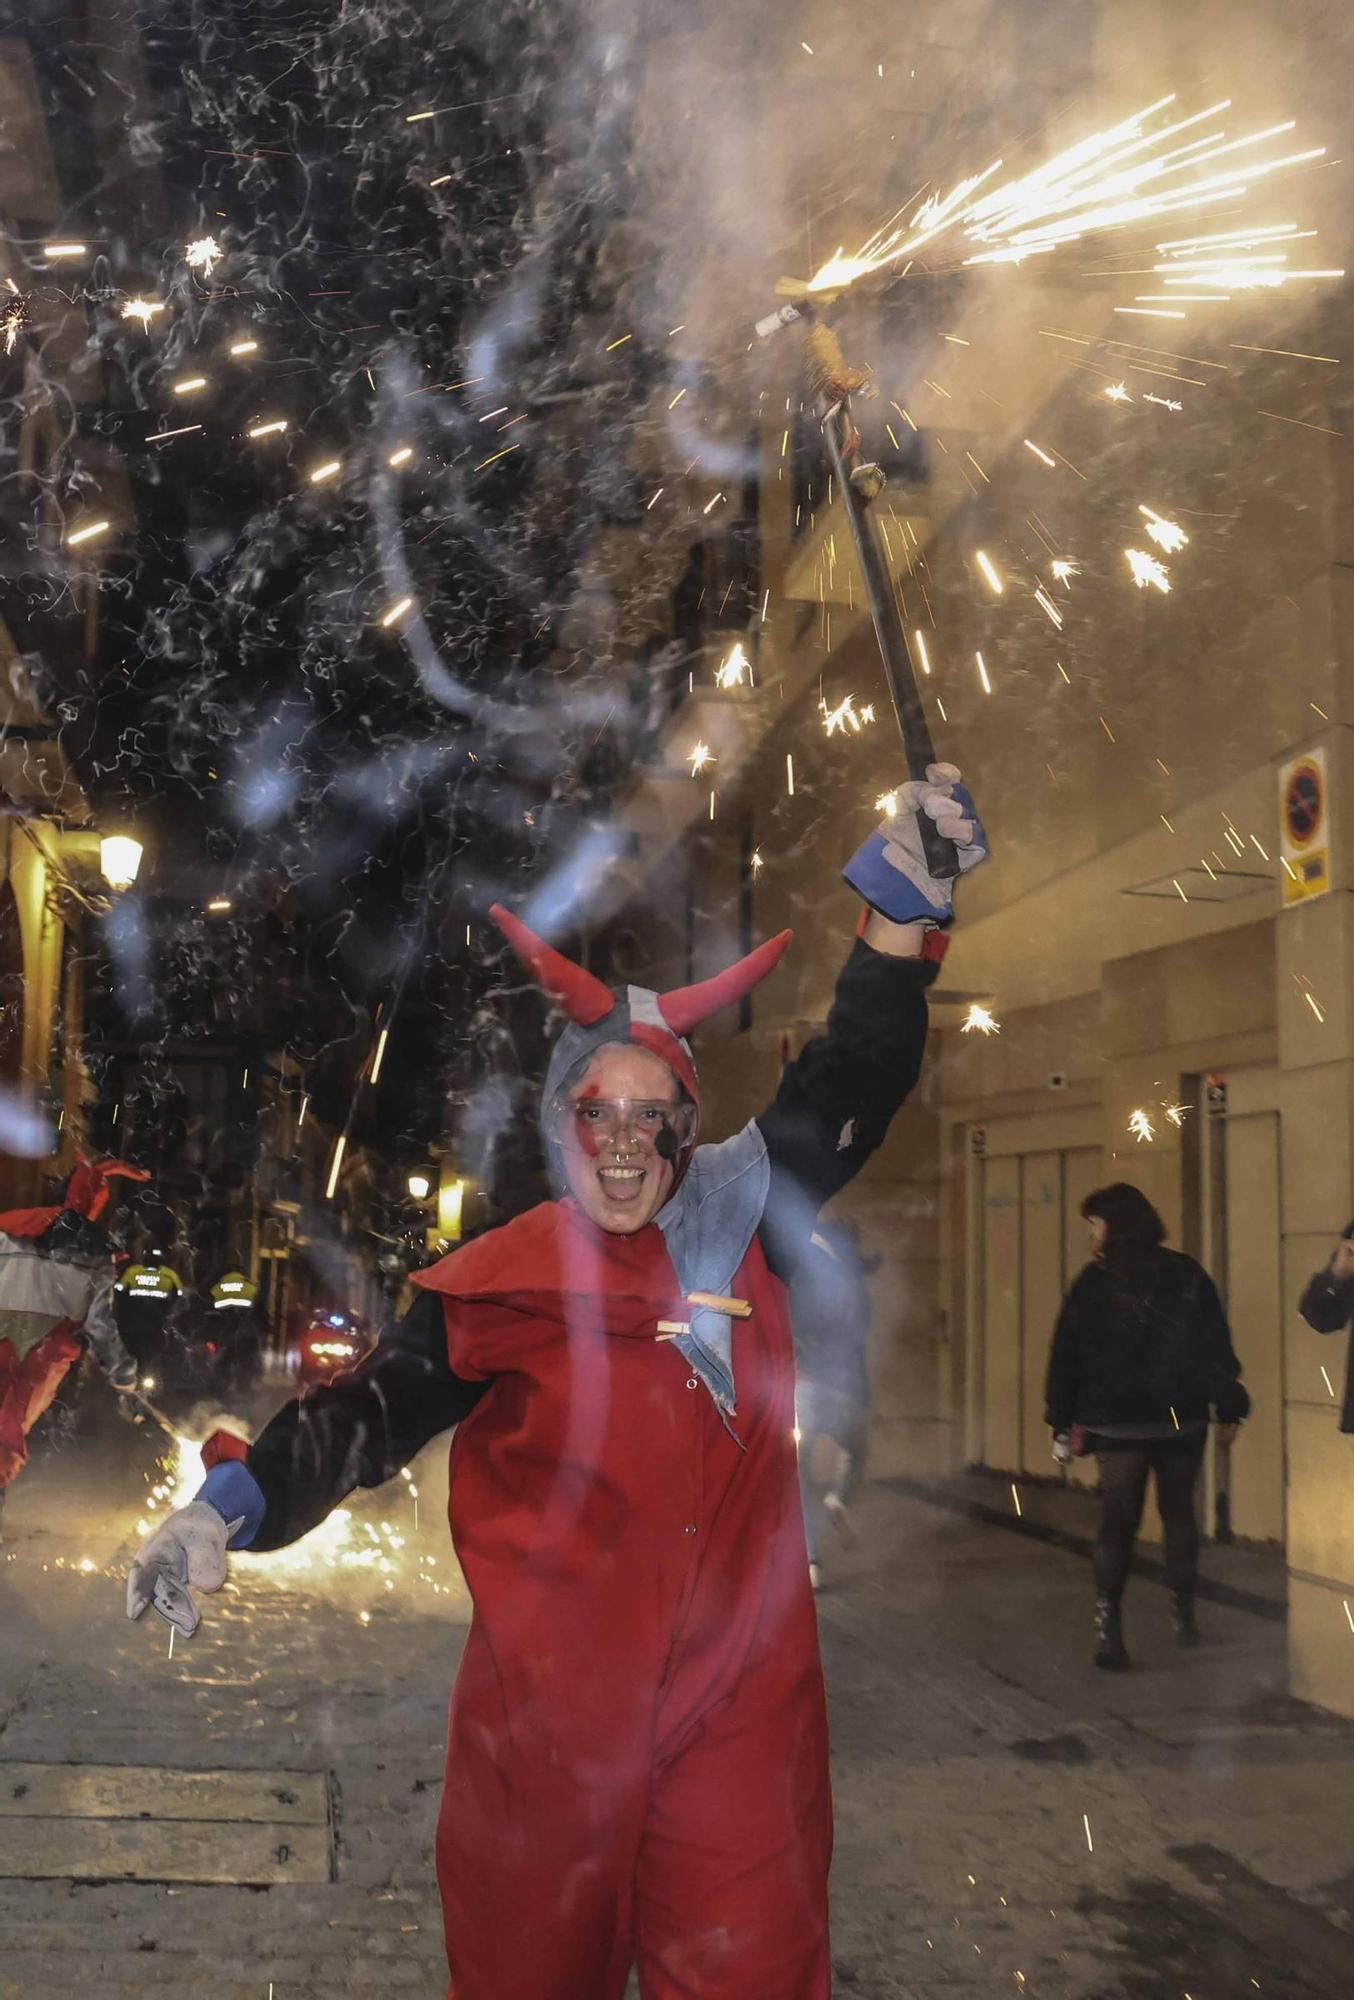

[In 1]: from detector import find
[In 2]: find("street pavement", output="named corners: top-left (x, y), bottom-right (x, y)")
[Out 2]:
top-left (1, 1384), bottom-right (1352, 1999)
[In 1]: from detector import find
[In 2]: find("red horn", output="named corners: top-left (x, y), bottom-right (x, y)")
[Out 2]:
top-left (659, 930), bottom-right (793, 1037)
top-left (490, 904), bottom-right (615, 1027)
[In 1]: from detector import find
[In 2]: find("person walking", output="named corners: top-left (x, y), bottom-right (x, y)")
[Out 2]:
top-left (1297, 1224), bottom-right (1354, 1436)
top-left (1044, 1182), bottom-right (1249, 1670)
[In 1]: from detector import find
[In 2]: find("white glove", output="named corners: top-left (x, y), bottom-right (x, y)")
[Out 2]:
top-left (126, 1501), bottom-right (234, 1638)
top-left (1051, 1432), bottom-right (1074, 1465)
top-left (877, 764), bottom-right (986, 910)
top-left (844, 763), bottom-right (987, 922)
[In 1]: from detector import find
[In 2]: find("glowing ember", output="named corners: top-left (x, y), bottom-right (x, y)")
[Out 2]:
top-left (823, 693), bottom-right (874, 736)
top-left (875, 790), bottom-right (899, 818)
top-left (2, 296), bottom-right (25, 356)
top-left (65, 519), bottom-right (110, 548)
top-left (974, 550), bottom-right (1004, 595)
top-left (1139, 505), bottom-right (1190, 554)
top-left (1126, 548), bottom-right (1172, 593)
top-left (715, 642), bottom-right (750, 688)
top-left (1050, 559), bottom-right (1081, 587)
top-left (688, 741), bottom-right (713, 776)
top-left (185, 235), bottom-right (223, 276)
top-left (962, 1003), bottom-right (1000, 1036)
top-left (380, 596), bottom-right (414, 627)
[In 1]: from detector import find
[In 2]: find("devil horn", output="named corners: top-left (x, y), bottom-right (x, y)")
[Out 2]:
top-left (489, 904), bottom-right (616, 1027)
top-left (659, 931), bottom-right (793, 1037)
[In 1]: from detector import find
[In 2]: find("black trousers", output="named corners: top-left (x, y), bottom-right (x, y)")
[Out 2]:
top-left (1093, 1433), bottom-right (1207, 1603)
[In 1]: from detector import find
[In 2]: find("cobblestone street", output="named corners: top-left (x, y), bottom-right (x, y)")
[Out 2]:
top-left (2, 1404), bottom-right (1352, 1999)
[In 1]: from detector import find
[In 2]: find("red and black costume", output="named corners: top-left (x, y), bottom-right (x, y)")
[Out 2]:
top-left (0, 1158), bottom-right (145, 1491)
top-left (233, 924), bottom-right (936, 1998)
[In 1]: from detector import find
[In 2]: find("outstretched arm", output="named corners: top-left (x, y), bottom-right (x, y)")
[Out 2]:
top-left (128, 1289), bottom-right (488, 1636)
top-left (757, 917), bottom-right (938, 1280)
top-left (236, 1288), bottom-right (489, 1550)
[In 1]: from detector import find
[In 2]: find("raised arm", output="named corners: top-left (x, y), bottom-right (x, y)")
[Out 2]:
top-left (757, 920), bottom-right (938, 1279)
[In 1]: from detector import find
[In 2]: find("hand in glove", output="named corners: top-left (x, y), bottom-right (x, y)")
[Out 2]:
top-left (1051, 1431), bottom-right (1074, 1466)
top-left (843, 762), bottom-right (986, 924)
top-left (125, 1452), bottom-right (266, 1637)
top-left (126, 1501), bottom-right (234, 1638)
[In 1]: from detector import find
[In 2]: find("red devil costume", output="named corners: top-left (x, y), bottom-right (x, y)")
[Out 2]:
top-left (0, 1158), bottom-right (146, 1491)
top-left (177, 900), bottom-right (942, 1999)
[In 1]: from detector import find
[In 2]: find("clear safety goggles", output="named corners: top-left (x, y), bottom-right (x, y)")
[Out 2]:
top-left (550, 1095), bottom-right (697, 1156)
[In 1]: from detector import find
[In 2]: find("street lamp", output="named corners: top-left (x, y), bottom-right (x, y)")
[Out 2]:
top-left (99, 834), bottom-right (144, 892)
top-left (407, 1172), bottom-right (431, 1201)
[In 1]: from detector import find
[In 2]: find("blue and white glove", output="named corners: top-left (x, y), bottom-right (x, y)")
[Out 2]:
top-left (843, 762), bottom-right (986, 924)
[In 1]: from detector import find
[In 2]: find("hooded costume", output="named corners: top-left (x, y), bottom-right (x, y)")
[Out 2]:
top-left (191, 910), bottom-right (944, 1998)
top-left (0, 1158), bottom-right (145, 1490)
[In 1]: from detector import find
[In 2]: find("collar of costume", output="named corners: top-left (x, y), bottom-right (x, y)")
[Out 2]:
top-left (414, 1119), bottom-right (771, 1418)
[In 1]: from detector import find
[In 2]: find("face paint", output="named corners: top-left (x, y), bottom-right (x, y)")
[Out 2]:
top-left (562, 1098), bottom-right (693, 1158)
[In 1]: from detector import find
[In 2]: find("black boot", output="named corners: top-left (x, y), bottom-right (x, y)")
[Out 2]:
top-left (1171, 1590), bottom-right (1201, 1647)
top-left (1094, 1596), bottom-right (1129, 1670)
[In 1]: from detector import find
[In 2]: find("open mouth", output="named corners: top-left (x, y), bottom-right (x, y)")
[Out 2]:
top-left (597, 1166), bottom-right (647, 1202)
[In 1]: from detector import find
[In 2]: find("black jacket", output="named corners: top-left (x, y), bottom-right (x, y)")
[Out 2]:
top-left (1297, 1266), bottom-right (1354, 1433)
top-left (245, 940), bottom-right (936, 1550)
top-left (1044, 1248), bottom-right (1250, 1433)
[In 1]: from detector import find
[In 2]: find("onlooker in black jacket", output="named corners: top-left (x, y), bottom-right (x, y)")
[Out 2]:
top-left (1044, 1182), bottom-right (1249, 1670)
top-left (1297, 1224), bottom-right (1354, 1433)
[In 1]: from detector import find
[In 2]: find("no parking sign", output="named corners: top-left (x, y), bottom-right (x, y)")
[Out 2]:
top-left (1279, 746), bottom-right (1329, 906)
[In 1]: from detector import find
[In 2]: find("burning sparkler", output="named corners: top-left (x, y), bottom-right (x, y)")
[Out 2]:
top-left (785, 97), bottom-right (1333, 317)
top-left (688, 742), bottom-right (713, 776)
top-left (1105, 382), bottom-right (1133, 404)
top-left (121, 298), bottom-right (165, 327)
top-left (1128, 1109), bottom-right (1156, 1143)
top-left (1050, 559), bottom-right (1080, 587)
top-left (962, 1003), bottom-right (1000, 1036)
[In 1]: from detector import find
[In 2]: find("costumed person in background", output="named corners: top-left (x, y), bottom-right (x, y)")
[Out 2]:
top-left (0, 1158), bottom-right (147, 1517)
top-left (1297, 1222), bottom-right (1354, 1438)
top-left (127, 765), bottom-right (985, 2000)
top-left (792, 1220), bottom-right (874, 1590)
top-left (1044, 1182), bottom-right (1250, 1671)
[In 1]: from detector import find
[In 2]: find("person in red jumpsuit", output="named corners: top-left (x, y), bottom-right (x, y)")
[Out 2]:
top-left (128, 766), bottom-right (985, 1997)
top-left (0, 1157), bottom-right (146, 1505)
